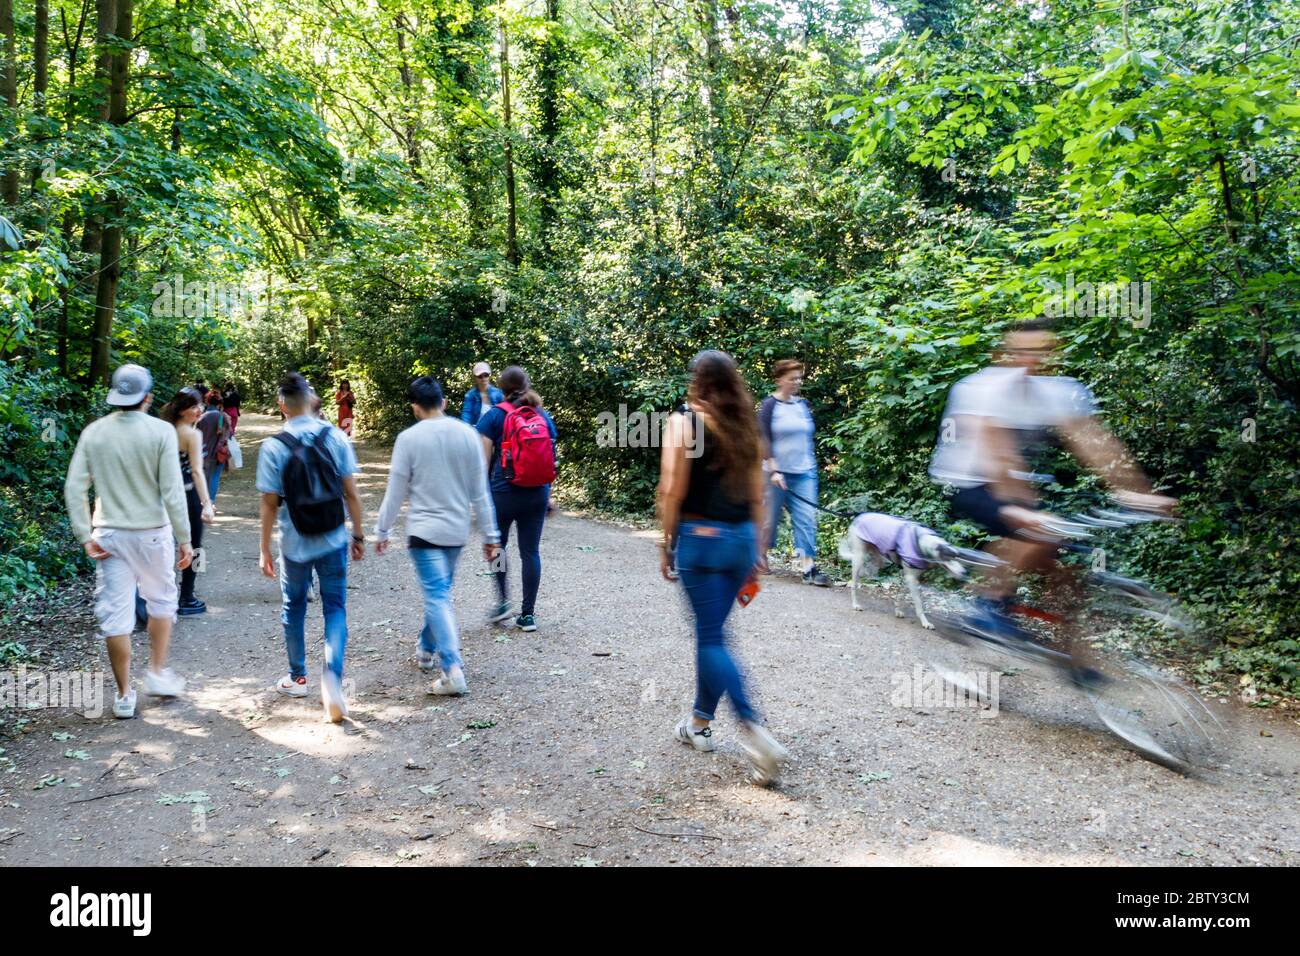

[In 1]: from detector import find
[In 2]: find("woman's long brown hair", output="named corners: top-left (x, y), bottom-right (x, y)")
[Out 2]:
top-left (498, 365), bottom-right (542, 409)
top-left (160, 387), bottom-right (203, 425)
top-left (686, 350), bottom-right (761, 498)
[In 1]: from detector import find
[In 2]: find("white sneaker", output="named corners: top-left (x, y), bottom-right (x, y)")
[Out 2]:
top-left (113, 689), bottom-right (137, 719)
top-left (428, 670), bottom-right (468, 696)
top-left (276, 674), bottom-right (308, 698)
top-left (144, 668), bottom-right (186, 698)
top-left (674, 717), bottom-right (716, 753)
top-left (415, 650), bottom-right (437, 672)
top-left (321, 670), bottom-right (348, 723)
top-left (740, 722), bottom-right (788, 786)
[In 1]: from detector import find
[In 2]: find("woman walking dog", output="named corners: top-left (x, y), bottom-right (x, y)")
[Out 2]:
top-left (658, 350), bottom-right (787, 785)
top-left (760, 359), bottom-right (830, 586)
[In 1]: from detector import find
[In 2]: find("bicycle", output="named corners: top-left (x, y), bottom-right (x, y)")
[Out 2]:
top-left (925, 504), bottom-right (1223, 773)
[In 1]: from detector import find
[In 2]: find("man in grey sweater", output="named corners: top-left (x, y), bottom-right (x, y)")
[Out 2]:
top-left (375, 377), bottom-right (501, 695)
top-left (64, 364), bottom-right (194, 719)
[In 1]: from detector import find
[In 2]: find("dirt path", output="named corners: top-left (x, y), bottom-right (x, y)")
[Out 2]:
top-left (2, 413), bottom-right (1298, 866)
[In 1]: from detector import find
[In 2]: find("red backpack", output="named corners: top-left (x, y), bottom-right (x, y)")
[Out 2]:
top-left (498, 402), bottom-right (557, 487)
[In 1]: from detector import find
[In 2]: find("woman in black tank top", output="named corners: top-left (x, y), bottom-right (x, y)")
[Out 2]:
top-left (656, 351), bottom-right (788, 785)
top-left (161, 388), bottom-right (216, 614)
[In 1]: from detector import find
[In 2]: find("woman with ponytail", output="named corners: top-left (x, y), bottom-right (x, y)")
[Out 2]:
top-left (657, 350), bottom-right (787, 785)
top-left (160, 388), bottom-right (216, 615)
top-left (476, 365), bottom-right (558, 632)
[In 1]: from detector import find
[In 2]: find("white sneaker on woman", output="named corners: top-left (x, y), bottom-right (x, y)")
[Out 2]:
top-left (415, 650), bottom-right (437, 672)
top-left (674, 718), bottom-right (716, 753)
top-left (740, 722), bottom-right (788, 786)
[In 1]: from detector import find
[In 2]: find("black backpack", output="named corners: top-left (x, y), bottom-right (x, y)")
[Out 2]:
top-left (270, 428), bottom-right (346, 535)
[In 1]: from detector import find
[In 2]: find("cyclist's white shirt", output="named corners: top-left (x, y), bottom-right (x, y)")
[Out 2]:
top-left (929, 366), bottom-right (1097, 488)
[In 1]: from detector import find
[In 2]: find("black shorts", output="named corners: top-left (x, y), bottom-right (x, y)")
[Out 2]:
top-left (949, 484), bottom-right (1015, 538)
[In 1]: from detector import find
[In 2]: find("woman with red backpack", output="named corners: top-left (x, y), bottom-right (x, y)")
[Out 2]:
top-left (477, 366), bottom-right (557, 632)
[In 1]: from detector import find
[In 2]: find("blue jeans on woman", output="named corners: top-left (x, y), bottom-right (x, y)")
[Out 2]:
top-left (766, 470), bottom-right (818, 558)
top-left (207, 462), bottom-right (224, 502)
top-left (280, 545), bottom-right (349, 681)
top-left (492, 485), bottom-right (548, 616)
top-left (676, 519), bottom-right (759, 723)
top-left (410, 545), bottom-right (463, 672)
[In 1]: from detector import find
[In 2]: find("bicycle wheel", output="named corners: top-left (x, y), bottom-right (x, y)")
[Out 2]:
top-left (1090, 572), bottom-right (1196, 632)
top-left (1083, 657), bottom-right (1223, 773)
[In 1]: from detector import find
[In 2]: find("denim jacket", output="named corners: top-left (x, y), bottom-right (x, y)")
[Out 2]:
top-left (461, 385), bottom-right (505, 424)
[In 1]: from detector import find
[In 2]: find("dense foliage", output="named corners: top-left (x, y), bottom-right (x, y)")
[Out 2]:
top-left (2, 0), bottom-right (1298, 692)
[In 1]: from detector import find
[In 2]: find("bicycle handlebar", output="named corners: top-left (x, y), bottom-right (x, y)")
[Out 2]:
top-left (948, 502), bottom-right (1177, 568)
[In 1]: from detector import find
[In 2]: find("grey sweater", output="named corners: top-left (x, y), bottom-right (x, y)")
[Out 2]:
top-left (64, 411), bottom-right (192, 545)
top-left (374, 415), bottom-right (500, 547)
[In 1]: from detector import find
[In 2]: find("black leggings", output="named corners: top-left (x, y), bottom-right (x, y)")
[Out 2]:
top-left (180, 486), bottom-right (204, 601)
top-left (492, 485), bottom-right (549, 616)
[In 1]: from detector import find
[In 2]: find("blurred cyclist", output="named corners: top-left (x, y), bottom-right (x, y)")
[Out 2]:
top-left (929, 317), bottom-right (1174, 663)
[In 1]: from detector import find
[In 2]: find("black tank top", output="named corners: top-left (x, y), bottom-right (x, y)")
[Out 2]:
top-left (679, 411), bottom-right (752, 523)
top-left (179, 449), bottom-right (195, 491)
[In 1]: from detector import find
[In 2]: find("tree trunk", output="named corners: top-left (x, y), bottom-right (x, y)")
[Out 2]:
top-left (88, 0), bottom-right (131, 386)
top-left (34, 0), bottom-right (48, 118)
top-left (81, 0), bottom-right (117, 259)
top-left (691, 0), bottom-right (729, 226)
top-left (535, 0), bottom-right (561, 252)
top-left (394, 13), bottom-right (423, 178)
top-left (0, 0), bottom-right (18, 207)
top-left (498, 18), bottom-right (519, 265)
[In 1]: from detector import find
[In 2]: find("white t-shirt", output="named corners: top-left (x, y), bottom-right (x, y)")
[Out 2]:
top-left (929, 366), bottom-right (1096, 488)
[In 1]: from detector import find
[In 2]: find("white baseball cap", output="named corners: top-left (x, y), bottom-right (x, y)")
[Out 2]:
top-left (473, 362), bottom-right (491, 377)
top-left (107, 364), bottom-right (153, 406)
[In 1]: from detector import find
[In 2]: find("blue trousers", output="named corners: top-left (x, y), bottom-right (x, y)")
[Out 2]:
top-left (677, 519), bottom-right (758, 723)
top-left (766, 470), bottom-right (819, 558)
top-left (410, 545), bottom-right (463, 672)
top-left (280, 546), bottom-right (349, 681)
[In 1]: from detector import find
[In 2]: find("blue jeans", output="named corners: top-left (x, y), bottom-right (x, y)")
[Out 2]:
top-left (767, 470), bottom-right (818, 559)
top-left (676, 519), bottom-right (758, 723)
top-left (492, 485), bottom-right (548, 616)
top-left (207, 462), bottom-right (224, 502)
top-left (280, 546), bottom-right (349, 681)
top-left (410, 545), bottom-right (463, 672)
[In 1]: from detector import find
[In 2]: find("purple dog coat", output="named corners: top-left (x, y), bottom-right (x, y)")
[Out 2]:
top-left (850, 513), bottom-right (936, 570)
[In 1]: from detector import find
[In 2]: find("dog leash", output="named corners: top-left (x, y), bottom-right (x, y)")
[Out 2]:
top-left (775, 482), bottom-right (857, 521)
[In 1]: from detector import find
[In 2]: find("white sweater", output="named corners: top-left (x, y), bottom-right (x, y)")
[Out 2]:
top-left (64, 411), bottom-right (192, 545)
top-left (374, 415), bottom-right (500, 547)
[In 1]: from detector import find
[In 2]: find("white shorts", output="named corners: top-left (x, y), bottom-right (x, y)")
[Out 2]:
top-left (92, 526), bottom-right (178, 637)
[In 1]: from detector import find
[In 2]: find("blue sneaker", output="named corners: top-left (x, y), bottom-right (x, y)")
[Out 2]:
top-left (963, 600), bottom-right (1033, 649)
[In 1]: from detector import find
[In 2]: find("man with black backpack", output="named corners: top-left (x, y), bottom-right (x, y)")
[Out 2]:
top-left (257, 372), bottom-right (366, 722)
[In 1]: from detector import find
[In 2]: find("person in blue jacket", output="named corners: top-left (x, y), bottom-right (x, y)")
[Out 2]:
top-left (461, 362), bottom-right (505, 424)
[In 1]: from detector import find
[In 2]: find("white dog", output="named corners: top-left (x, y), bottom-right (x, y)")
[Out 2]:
top-left (837, 512), bottom-right (965, 629)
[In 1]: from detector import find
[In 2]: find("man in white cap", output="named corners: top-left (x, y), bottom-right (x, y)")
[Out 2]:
top-left (64, 364), bottom-right (194, 718)
top-left (460, 361), bottom-right (504, 424)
